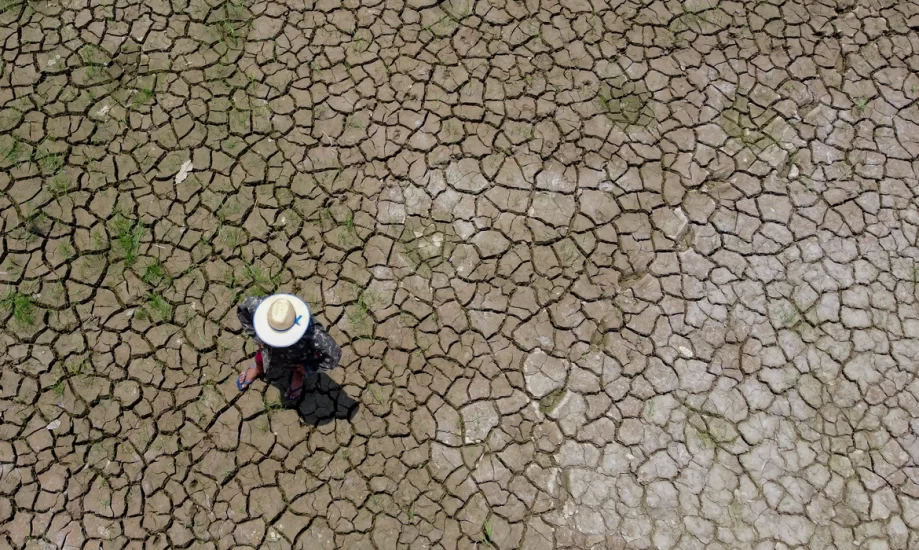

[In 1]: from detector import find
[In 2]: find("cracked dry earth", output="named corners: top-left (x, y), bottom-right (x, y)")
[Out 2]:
top-left (5, 0), bottom-right (919, 549)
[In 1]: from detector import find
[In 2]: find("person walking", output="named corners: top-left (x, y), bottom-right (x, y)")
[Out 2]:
top-left (234, 294), bottom-right (341, 402)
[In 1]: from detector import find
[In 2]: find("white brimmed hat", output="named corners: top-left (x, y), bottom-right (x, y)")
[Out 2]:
top-left (253, 294), bottom-right (310, 348)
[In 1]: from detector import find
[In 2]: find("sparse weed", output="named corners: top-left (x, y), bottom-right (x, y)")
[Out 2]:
top-left (351, 36), bottom-right (368, 54)
top-left (335, 211), bottom-right (361, 247)
top-left (212, 0), bottom-right (249, 55)
top-left (216, 21), bottom-right (240, 49)
top-left (369, 384), bottom-right (386, 406)
top-left (218, 226), bottom-right (245, 250)
top-left (217, 198), bottom-right (242, 221)
top-left (80, 45), bottom-right (106, 80)
top-left (348, 288), bottom-right (377, 330)
top-left (244, 261), bottom-right (280, 294)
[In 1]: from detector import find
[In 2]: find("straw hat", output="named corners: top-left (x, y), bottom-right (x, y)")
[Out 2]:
top-left (253, 294), bottom-right (310, 347)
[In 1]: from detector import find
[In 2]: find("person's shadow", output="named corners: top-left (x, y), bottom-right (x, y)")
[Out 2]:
top-left (264, 369), bottom-right (359, 426)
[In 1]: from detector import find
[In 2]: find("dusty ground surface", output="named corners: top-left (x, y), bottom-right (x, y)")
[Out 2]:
top-left (3, 0), bottom-right (919, 548)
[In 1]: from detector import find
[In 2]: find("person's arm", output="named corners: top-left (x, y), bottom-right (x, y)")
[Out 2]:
top-left (237, 297), bottom-right (263, 339)
top-left (306, 321), bottom-right (341, 371)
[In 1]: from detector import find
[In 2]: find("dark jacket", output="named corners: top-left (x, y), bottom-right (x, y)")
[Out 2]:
top-left (237, 296), bottom-right (341, 374)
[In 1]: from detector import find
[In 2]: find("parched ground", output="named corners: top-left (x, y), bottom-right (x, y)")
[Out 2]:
top-left (3, 0), bottom-right (919, 548)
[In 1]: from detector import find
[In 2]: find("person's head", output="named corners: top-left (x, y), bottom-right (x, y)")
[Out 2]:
top-left (253, 294), bottom-right (310, 347)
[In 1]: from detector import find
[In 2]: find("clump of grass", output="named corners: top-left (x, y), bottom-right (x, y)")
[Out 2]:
top-left (264, 397), bottom-right (285, 412)
top-left (92, 229), bottom-right (107, 249)
top-left (216, 198), bottom-right (242, 221)
top-left (80, 45), bottom-right (106, 80)
top-left (145, 294), bottom-right (170, 320)
top-left (58, 241), bottom-right (75, 260)
top-left (369, 384), bottom-right (386, 406)
top-left (141, 259), bottom-right (169, 287)
top-left (65, 358), bottom-right (86, 376)
top-left (1, 138), bottom-right (26, 164)
top-left (35, 149), bottom-right (64, 174)
top-left (482, 518), bottom-right (495, 548)
top-left (345, 115), bottom-right (366, 130)
top-left (48, 173), bottom-right (70, 197)
top-left (109, 214), bottom-right (144, 266)
top-left (130, 88), bottom-right (154, 109)
top-left (218, 226), bottom-right (245, 250)
top-left (0, 289), bottom-right (35, 326)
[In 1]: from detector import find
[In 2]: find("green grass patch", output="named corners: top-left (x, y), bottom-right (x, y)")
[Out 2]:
top-left (218, 226), bottom-right (245, 250)
top-left (130, 88), bottom-right (155, 109)
top-left (482, 518), bottom-right (495, 548)
top-left (145, 294), bottom-right (171, 320)
top-left (369, 384), bottom-right (386, 406)
top-left (48, 172), bottom-right (71, 197)
top-left (141, 259), bottom-right (169, 287)
top-left (57, 241), bottom-right (75, 260)
top-left (109, 214), bottom-right (144, 266)
top-left (264, 397), bottom-right (285, 412)
top-left (1, 138), bottom-right (27, 164)
top-left (348, 288), bottom-right (378, 333)
top-left (0, 289), bottom-right (35, 326)
top-left (35, 149), bottom-right (64, 174)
